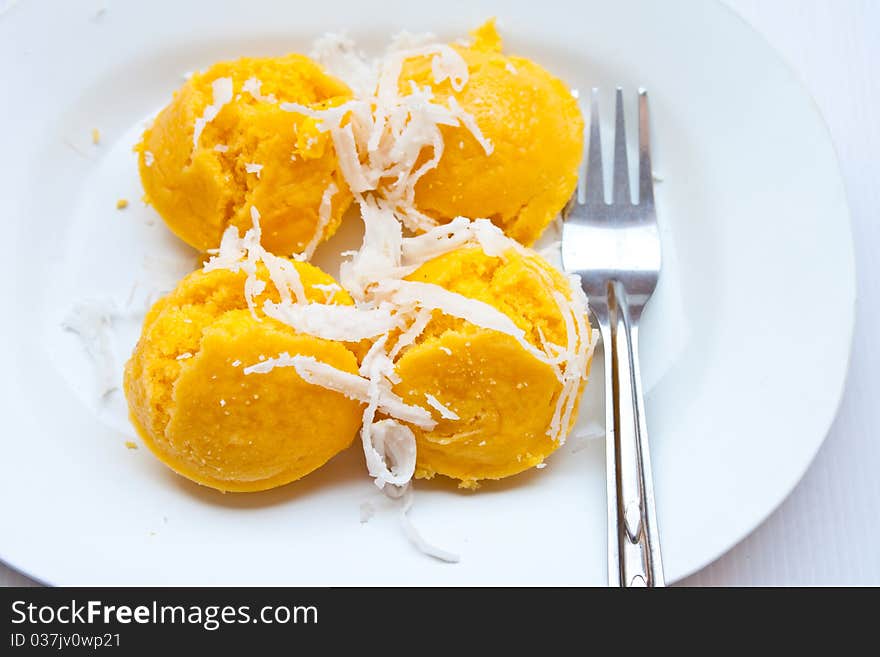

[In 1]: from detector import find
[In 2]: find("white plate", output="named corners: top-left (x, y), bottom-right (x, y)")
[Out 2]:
top-left (0, 0), bottom-right (854, 585)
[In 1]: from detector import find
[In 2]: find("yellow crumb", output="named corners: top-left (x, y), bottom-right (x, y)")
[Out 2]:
top-left (92, 128), bottom-right (101, 145)
top-left (116, 199), bottom-right (129, 210)
top-left (124, 441), bottom-right (138, 450)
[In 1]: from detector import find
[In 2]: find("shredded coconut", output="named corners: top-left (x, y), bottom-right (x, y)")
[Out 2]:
top-left (241, 77), bottom-right (277, 104)
top-left (310, 33), bottom-right (377, 97)
top-left (375, 279), bottom-right (565, 370)
top-left (365, 419), bottom-right (418, 489)
top-left (569, 422), bottom-right (606, 454)
top-left (192, 77), bottom-right (234, 153)
top-left (310, 282), bottom-right (342, 303)
top-left (244, 354), bottom-right (435, 430)
top-left (424, 393), bottom-right (459, 420)
top-left (204, 206), bottom-right (306, 315)
top-left (541, 282), bottom-right (593, 444)
top-left (294, 182), bottom-right (337, 261)
top-left (282, 40), bottom-right (493, 233)
top-left (388, 308), bottom-right (433, 360)
top-left (399, 487), bottom-right (460, 563)
top-left (62, 299), bottom-right (118, 398)
top-left (262, 301), bottom-right (399, 342)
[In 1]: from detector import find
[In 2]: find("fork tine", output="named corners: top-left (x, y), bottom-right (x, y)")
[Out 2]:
top-left (612, 88), bottom-right (631, 205)
top-left (638, 88), bottom-right (653, 207)
top-left (585, 88), bottom-right (605, 205)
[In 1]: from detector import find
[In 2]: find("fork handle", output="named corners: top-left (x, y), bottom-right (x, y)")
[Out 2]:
top-left (602, 281), bottom-right (665, 587)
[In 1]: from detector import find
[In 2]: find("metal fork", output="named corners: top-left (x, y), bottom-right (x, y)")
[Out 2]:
top-left (562, 88), bottom-right (664, 587)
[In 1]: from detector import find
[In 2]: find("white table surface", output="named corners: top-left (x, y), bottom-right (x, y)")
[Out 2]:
top-left (2, 0), bottom-right (878, 587)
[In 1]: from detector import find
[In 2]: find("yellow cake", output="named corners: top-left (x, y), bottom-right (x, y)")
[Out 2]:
top-left (137, 55), bottom-right (353, 255)
top-left (401, 21), bottom-right (584, 245)
top-left (123, 263), bottom-right (363, 492)
top-left (392, 244), bottom-right (591, 487)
